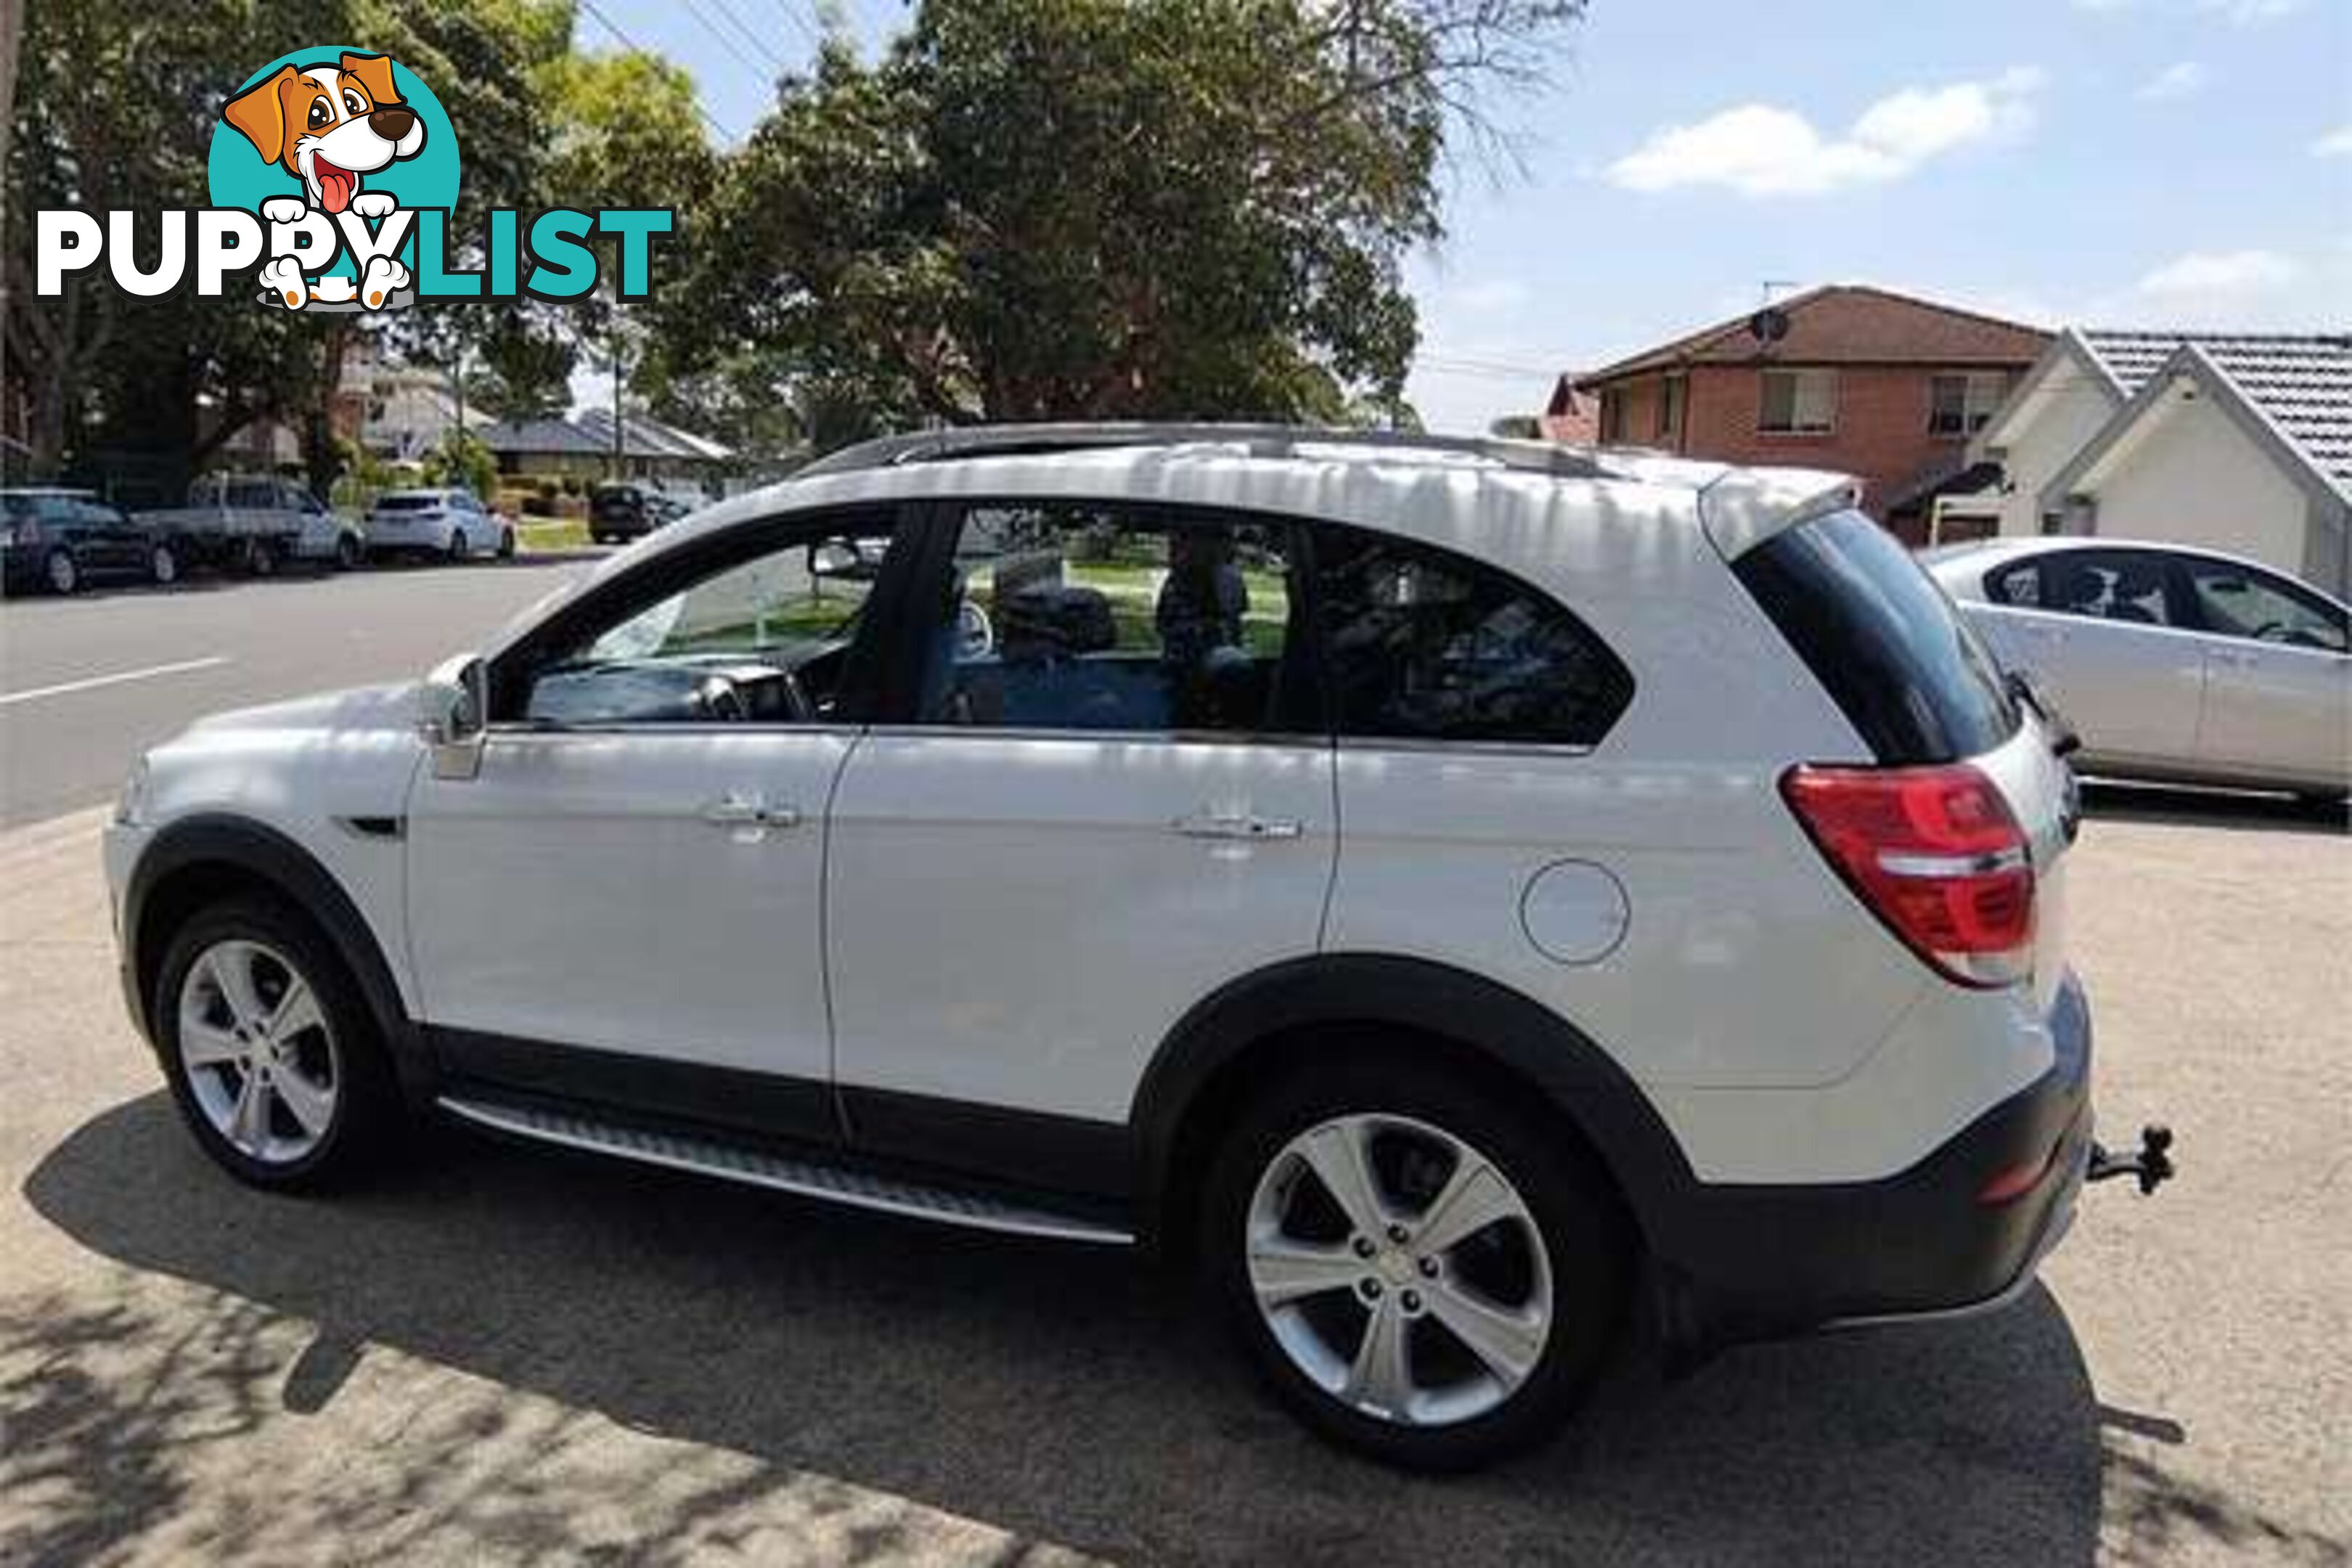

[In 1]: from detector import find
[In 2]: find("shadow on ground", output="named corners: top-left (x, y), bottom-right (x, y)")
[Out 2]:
top-left (2080, 779), bottom-right (2348, 838)
top-left (14, 1093), bottom-right (2304, 1566)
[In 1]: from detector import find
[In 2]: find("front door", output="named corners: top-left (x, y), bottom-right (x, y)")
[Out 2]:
top-left (1978, 548), bottom-right (2206, 771)
top-left (825, 501), bottom-right (1334, 1156)
top-left (406, 507), bottom-right (903, 1139)
top-left (2176, 555), bottom-right (2352, 785)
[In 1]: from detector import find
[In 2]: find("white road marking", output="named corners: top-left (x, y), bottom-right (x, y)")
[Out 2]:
top-left (0, 656), bottom-right (230, 708)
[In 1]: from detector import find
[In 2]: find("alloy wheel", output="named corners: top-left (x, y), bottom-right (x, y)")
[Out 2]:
top-left (150, 544), bottom-right (179, 585)
top-left (1245, 1113), bottom-right (1553, 1428)
top-left (176, 938), bottom-right (341, 1164)
top-left (46, 550), bottom-right (78, 594)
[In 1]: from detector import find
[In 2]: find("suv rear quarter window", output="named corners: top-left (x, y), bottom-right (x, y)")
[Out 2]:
top-left (1312, 524), bottom-right (1633, 748)
top-left (1734, 510), bottom-right (2018, 763)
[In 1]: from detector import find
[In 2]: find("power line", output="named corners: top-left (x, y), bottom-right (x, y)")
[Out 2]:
top-left (765, 0), bottom-right (823, 49)
top-left (698, 0), bottom-right (791, 73)
top-left (576, 0), bottom-right (743, 144)
top-left (677, 0), bottom-right (786, 97)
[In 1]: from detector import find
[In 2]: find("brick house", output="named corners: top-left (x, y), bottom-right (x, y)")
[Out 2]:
top-left (1575, 285), bottom-right (2051, 541)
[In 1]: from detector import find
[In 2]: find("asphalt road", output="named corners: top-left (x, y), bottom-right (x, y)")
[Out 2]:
top-left (0, 568), bottom-right (2345, 1565)
top-left (0, 558), bottom-right (602, 828)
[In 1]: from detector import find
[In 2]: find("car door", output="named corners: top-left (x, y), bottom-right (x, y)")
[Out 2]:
top-left (79, 500), bottom-right (144, 571)
top-left (1975, 548), bottom-right (2207, 772)
top-left (823, 500), bottom-right (1334, 1170)
top-left (2175, 555), bottom-right (2351, 786)
top-left (404, 505), bottom-right (907, 1141)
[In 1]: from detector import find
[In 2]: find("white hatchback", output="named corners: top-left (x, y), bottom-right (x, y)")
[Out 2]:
top-left (364, 489), bottom-right (513, 563)
top-left (105, 425), bottom-right (2160, 1469)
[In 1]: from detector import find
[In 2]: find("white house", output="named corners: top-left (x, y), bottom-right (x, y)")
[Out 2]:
top-left (1967, 330), bottom-right (2350, 597)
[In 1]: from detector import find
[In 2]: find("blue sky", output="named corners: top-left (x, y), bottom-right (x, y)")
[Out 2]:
top-left (593, 0), bottom-right (2350, 433)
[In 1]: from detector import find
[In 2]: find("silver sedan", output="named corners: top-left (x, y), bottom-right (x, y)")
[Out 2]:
top-left (1925, 537), bottom-right (2349, 800)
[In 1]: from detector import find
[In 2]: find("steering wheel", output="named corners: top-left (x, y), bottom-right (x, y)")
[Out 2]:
top-left (697, 675), bottom-right (748, 722)
top-left (2251, 621), bottom-right (2291, 643)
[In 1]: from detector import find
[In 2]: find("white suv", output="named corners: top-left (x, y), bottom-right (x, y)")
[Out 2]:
top-left (105, 425), bottom-right (2112, 1469)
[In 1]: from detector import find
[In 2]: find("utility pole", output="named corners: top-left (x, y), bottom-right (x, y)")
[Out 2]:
top-left (608, 306), bottom-right (625, 482)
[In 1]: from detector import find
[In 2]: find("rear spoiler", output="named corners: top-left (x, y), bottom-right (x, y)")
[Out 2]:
top-left (1696, 468), bottom-right (1863, 561)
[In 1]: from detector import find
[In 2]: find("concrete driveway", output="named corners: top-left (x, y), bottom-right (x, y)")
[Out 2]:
top-left (1, 786), bottom-right (2345, 1566)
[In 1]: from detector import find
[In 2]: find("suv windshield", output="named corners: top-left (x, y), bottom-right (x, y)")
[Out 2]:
top-left (1734, 510), bottom-right (2019, 763)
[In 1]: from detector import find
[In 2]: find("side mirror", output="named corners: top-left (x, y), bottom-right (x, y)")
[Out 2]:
top-left (418, 655), bottom-right (486, 778)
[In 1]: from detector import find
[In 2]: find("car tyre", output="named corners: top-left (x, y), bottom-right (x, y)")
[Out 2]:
top-left (335, 532), bottom-right (363, 571)
top-left (446, 528), bottom-right (468, 563)
top-left (497, 526), bottom-right (516, 560)
top-left (45, 547), bottom-right (81, 595)
top-left (1199, 1045), bottom-right (1630, 1471)
top-left (153, 896), bottom-right (404, 1191)
top-left (148, 541), bottom-right (180, 587)
top-left (241, 537), bottom-right (278, 578)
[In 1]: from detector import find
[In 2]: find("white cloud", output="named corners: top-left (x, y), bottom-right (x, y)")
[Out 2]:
top-left (2135, 62), bottom-right (2208, 102)
top-left (2314, 125), bottom-right (2352, 158)
top-left (2135, 249), bottom-right (2302, 295)
top-left (1606, 68), bottom-right (2042, 198)
top-left (2091, 246), bottom-right (2348, 330)
top-left (2195, 0), bottom-right (2306, 23)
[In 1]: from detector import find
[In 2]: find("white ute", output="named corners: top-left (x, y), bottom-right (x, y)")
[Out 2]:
top-left (105, 425), bottom-right (2169, 1469)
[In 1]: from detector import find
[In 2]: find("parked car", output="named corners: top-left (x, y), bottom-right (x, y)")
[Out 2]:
top-left (587, 481), bottom-right (662, 544)
top-left (105, 426), bottom-right (2159, 1471)
top-left (1925, 537), bottom-right (2349, 801)
top-left (1, 488), bottom-right (178, 594)
top-left (364, 489), bottom-right (513, 563)
top-left (134, 473), bottom-right (335, 577)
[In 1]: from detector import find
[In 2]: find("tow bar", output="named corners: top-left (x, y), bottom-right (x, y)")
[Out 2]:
top-left (2087, 1124), bottom-right (2176, 1195)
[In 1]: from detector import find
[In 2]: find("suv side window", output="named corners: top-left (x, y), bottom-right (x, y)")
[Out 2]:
top-left (2181, 558), bottom-right (2348, 653)
top-left (1314, 524), bottom-right (1633, 747)
top-left (910, 503), bottom-right (1306, 735)
top-left (2044, 550), bottom-right (2179, 627)
top-left (501, 515), bottom-right (895, 727)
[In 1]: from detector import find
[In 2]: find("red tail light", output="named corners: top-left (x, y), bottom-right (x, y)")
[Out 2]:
top-left (1781, 763), bottom-right (2035, 989)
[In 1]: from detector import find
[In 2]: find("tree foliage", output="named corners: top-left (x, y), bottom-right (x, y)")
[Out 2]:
top-left (7, 0), bottom-right (1580, 486)
top-left (660, 0), bottom-right (1583, 441)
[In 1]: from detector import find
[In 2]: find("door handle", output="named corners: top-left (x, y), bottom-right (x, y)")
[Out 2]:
top-left (1172, 810), bottom-right (1303, 841)
top-left (699, 792), bottom-right (801, 830)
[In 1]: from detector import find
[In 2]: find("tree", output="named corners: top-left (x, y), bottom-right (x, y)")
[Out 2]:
top-left (672, 0), bottom-right (1583, 443)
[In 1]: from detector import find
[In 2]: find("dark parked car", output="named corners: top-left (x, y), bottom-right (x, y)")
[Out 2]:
top-left (589, 483), bottom-right (661, 544)
top-left (1, 489), bottom-right (179, 595)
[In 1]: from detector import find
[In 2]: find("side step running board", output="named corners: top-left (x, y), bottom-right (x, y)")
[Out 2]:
top-left (438, 1094), bottom-right (1135, 1247)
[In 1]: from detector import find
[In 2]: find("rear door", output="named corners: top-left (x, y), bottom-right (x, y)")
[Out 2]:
top-left (2176, 555), bottom-right (2351, 786)
top-left (1979, 548), bottom-right (2206, 772)
top-left (823, 499), bottom-right (1333, 1163)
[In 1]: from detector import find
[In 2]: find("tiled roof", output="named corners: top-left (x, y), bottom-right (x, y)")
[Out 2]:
top-left (2081, 332), bottom-right (2352, 485)
top-left (1578, 285), bottom-right (2050, 385)
top-left (479, 412), bottom-right (734, 463)
top-left (475, 417), bottom-right (605, 456)
top-left (573, 409), bottom-right (735, 462)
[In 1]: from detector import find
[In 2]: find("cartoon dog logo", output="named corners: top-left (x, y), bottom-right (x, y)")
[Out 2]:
top-left (223, 52), bottom-right (423, 310)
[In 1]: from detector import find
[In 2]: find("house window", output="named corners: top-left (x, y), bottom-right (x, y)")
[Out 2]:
top-left (1657, 375), bottom-right (1686, 443)
top-left (1928, 371), bottom-right (2009, 437)
top-left (1758, 369), bottom-right (1837, 434)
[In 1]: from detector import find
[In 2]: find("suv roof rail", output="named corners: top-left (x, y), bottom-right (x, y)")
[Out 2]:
top-left (794, 421), bottom-right (1614, 483)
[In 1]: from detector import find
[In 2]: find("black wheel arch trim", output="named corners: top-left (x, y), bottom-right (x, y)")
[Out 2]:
top-left (121, 814), bottom-right (436, 1103)
top-left (1129, 952), bottom-right (1699, 1250)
